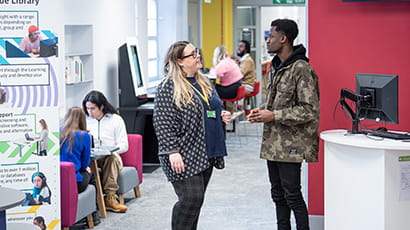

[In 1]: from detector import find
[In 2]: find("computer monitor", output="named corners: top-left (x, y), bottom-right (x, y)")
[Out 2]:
top-left (118, 38), bottom-right (147, 107)
top-left (340, 73), bottom-right (398, 133)
top-left (39, 37), bottom-right (58, 57)
top-left (356, 73), bottom-right (398, 123)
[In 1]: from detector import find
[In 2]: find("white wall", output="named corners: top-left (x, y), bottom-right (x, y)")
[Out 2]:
top-left (260, 6), bottom-right (307, 62)
top-left (63, 0), bottom-right (188, 113)
top-left (155, 0), bottom-right (188, 87)
top-left (63, 0), bottom-right (137, 111)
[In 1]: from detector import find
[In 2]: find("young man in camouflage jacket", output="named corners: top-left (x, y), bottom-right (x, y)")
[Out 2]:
top-left (248, 19), bottom-right (320, 230)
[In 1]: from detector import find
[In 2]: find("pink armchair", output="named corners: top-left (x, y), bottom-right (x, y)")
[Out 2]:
top-left (117, 134), bottom-right (143, 204)
top-left (60, 161), bottom-right (96, 230)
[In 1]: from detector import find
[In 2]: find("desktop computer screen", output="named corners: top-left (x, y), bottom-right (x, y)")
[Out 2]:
top-left (340, 73), bottom-right (398, 133)
top-left (40, 37), bottom-right (58, 57)
top-left (356, 73), bottom-right (398, 124)
top-left (118, 38), bottom-right (147, 107)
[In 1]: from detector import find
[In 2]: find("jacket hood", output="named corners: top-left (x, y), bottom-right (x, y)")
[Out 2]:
top-left (272, 44), bottom-right (309, 71)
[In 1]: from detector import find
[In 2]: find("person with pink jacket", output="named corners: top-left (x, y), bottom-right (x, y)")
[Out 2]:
top-left (210, 45), bottom-right (243, 112)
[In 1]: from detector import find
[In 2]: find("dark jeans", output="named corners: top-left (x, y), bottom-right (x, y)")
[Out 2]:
top-left (267, 161), bottom-right (309, 230)
top-left (171, 166), bottom-right (213, 230)
top-left (215, 80), bottom-right (241, 99)
top-left (77, 170), bottom-right (96, 193)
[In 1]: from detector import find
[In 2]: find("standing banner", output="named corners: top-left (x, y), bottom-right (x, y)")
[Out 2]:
top-left (0, 1), bottom-right (63, 229)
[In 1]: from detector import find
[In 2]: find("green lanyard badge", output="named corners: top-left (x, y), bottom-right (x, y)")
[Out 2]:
top-left (207, 110), bottom-right (216, 118)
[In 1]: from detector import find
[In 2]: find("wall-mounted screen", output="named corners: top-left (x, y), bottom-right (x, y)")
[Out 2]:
top-left (118, 37), bottom-right (147, 107)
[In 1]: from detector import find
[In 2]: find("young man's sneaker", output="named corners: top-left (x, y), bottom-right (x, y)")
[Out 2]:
top-left (104, 192), bottom-right (128, 213)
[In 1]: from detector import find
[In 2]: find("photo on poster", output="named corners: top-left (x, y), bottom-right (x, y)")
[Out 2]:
top-left (22, 171), bottom-right (52, 206)
top-left (0, 11), bottom-right (59, 59)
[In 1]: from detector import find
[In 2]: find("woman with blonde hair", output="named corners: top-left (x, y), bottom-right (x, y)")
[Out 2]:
top-left (210, 45), bottom-right (243, 113)
top-left (153, 41), bottom-right (231, 229)
top-left (60, 107), bottom-right (93, 193)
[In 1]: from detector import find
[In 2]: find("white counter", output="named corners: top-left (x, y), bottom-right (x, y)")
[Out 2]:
top-left (321, 129), bottom-right (410, 230)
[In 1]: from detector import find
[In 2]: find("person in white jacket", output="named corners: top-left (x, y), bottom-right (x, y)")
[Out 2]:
top-left (36, 119), bottom-right (49, 156)
top-left (82, 90), bottom-right (128, 213)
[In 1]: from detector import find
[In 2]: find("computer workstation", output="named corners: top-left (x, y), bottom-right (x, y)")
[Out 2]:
top-left (117, 38), bottom-right (158, 165)
top-left (340, 72), bottom-right (410, 140)
top-left (322, 72), bottom-right (410, 230)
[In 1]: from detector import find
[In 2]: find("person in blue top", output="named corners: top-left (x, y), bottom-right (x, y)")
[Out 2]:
top-left (60, 106), bottom-right (93, 193)
top-left (153, 41), bottom-right (231, 230)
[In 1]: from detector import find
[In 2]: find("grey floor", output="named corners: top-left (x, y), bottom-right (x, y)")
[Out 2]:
top-left (93, 122), bottom-right (324, 230)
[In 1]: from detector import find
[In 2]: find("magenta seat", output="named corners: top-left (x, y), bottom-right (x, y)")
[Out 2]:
top-left (60, 162), bottom-right (78, 228)
top-left (121, 134), bottom-right (143, 183)
top-left (116, 134), bottom-right (143, 204)
top-left (60, 161), bottom-right (95, 229)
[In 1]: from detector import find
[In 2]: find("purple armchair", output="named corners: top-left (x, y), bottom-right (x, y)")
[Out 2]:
top-left (60, 162), bottom-right (96, 229)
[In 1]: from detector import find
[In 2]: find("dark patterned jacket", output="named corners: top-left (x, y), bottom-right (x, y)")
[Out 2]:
top-left (153, 77), bottom-right (210, 182)
top-left (261, 45), bottom-right (320, 163)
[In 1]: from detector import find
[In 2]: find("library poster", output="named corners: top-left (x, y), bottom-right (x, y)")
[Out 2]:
top-left (0, 0), bottom-right (63, 229)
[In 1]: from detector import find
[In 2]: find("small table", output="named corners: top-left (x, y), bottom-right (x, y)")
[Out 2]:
top-left (0, 187), bottom-right (26, 230)
top-left (7, 223), bottom-right (39, 230)
top-left (89, 152), bottom-right (111, 218)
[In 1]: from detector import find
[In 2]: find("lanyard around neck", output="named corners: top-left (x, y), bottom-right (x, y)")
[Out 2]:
top-left (183, 78), bottom-right (210, 107)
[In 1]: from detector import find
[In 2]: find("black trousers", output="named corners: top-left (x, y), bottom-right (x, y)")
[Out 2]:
top-left (215, 80), bottom-right (241, 99)
top-left (77, 170), bottom-right (96, 193)
top-left (267, 161), bottom-right (309, 230)
top-left (171, 166), bottom-right (213, 230)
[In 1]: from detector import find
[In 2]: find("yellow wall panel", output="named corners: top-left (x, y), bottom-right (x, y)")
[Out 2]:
top-left (201, 0), bottom-right (233, 69)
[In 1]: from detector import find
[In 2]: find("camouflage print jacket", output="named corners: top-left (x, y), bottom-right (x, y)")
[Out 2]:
top-left (261, 45), bottom-right (320, 163)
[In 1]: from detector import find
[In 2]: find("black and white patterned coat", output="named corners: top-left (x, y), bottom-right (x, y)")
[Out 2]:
top-left (153, 78), bottom-right (210, 182)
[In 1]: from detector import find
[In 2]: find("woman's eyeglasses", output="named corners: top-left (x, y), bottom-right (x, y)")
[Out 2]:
top-left (180, 48), bottom-right (199, 59)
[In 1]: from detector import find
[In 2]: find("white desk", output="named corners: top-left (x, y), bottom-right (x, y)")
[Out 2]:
top-left (321, 129), bottom-right (410, 230)
top-left (12, 139), bottom-right (37, 157)
top-left (8, 223), bottom-right (39, 230)
top-left (0, 187), bottom-right (26, 230)
top-left (204, 73), bottom-right (216, 80)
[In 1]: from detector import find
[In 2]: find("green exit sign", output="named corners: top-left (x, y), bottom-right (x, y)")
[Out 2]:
top-left (273, 0), bottom-right (305, 4)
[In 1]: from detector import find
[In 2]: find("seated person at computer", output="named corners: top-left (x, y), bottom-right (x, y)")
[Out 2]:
top-left (24, 172), bottom-right (51, 206)
top-left (82, 90), bottom-right (128, 213)
top-left (19, 25), bottom-right (43, 54)
top-left (210, 45), bottom-right (243, 113)
top-left (60, 107), bottom-right (94, 193)
top-left (34, 119), bottom-right (49, 156)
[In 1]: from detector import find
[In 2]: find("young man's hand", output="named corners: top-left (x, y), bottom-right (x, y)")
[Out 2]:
top-left (247, 108), bottom-right (274, 123)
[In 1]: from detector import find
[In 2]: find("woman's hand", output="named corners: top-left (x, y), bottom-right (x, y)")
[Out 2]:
top-left (86, 167), bottom-right (91, 174)
top-left (221, 110), bottom-right (231, 124)
top-left (169, 153), bottom-right (185, 174)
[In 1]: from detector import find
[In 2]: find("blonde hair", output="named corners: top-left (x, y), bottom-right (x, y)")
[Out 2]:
top-left (212, 45), bottom-right (228, 67)
top-left (163, 41), bottom-right (213, 110)
top-left (60, 107), bottom-right (88, 152)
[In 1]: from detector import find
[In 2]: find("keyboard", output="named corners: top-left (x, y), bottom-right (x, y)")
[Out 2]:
top-left (362, 129), bottom-right (410, 140)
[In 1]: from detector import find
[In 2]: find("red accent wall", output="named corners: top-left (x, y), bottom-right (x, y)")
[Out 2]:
top-left (308, 0), bottom-right (410, 215)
